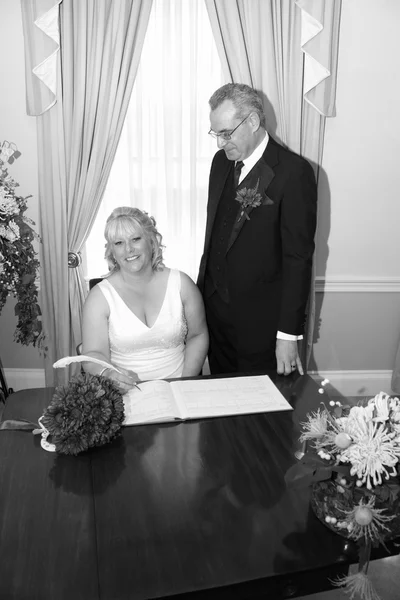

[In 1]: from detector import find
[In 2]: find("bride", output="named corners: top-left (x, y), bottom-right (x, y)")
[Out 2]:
top-left (82, 206), bottom-right (209, 392)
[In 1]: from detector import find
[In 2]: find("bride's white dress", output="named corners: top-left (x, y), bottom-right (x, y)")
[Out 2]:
top-left (97, 269), bottom-right (188, 380)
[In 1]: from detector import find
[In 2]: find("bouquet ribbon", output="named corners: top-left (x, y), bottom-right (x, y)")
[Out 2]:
top-left (0, 416), bottom-right (56, 452)
top-left (35, 416), bottom-right (56, 452)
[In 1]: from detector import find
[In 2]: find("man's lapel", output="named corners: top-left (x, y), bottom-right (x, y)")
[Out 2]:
top-left (204, 160), bottom-right (232, 253)
top-left (226, 139), bottom-right (278, 253)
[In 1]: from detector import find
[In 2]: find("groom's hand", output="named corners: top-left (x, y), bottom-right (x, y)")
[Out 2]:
top-left (276, 339), bottom-right (303, 376)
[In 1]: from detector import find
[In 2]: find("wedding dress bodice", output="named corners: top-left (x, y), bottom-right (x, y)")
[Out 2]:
top-left (98, 269), bottom-right (187, 380)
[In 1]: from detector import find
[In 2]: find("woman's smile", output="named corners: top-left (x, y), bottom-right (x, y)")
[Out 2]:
top-left (111, 227), bottom-right (153, 273)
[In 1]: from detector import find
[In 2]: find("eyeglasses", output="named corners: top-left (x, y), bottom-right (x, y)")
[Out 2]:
top-left (208, 113), bottom-right (251, 141)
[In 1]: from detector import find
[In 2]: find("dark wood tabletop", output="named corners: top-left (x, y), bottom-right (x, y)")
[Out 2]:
top-left (0, 374), bottom-right (381, 600)
top-left (0, 387), bottom-right (99, 600)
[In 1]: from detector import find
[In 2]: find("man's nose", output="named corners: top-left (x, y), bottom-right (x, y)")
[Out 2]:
top-left (217, 136), bottom-right (228, 149)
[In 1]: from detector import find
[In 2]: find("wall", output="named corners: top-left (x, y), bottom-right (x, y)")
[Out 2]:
top-left (0, 0), bottom-right (399, 394)
top-left (309, 0), bottom-right (400, 395)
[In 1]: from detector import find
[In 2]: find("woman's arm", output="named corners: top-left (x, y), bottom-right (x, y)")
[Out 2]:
top-left (179, 272), bottom-right (209, 377)
top-left (82, 286), bottom-right (138, 392)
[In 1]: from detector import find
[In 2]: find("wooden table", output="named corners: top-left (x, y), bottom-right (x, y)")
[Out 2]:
top-left (0, 374), bottom-right (395, 599)
top-left (0, 387), bottom-right (98, 600)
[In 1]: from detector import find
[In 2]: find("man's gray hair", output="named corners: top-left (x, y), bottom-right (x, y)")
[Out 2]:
top-left (209, 83), bottom-right (266, 129)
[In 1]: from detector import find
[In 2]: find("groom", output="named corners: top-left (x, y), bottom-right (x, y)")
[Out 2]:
top-left (197, 83), bottom-right (317, 376)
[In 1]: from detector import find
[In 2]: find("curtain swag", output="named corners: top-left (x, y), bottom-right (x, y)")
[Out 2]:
top-left (21, 0), bottom-right (62, 116)
top-left (295, 0), bottom-right (342, 117)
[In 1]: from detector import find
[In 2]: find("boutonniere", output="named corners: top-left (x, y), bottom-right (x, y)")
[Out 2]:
top-left (235, 178), bottom-right (273, 221)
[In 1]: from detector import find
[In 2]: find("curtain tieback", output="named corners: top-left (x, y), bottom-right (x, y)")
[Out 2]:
top-left (68, 252), bottom-right (82, 268)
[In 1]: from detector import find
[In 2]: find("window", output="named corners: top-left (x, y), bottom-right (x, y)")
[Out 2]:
top-left (84, 0), bottom-right (225, 281)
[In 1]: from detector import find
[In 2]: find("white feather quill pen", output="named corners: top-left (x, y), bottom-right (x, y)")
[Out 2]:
top-left (53, 355), bottom-right (124, 374)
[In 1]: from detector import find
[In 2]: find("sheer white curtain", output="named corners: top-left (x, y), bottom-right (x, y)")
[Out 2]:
top-left (84, 0), bottom-right (225, 282)
top-left (21, 0), bottom-right (153, 385)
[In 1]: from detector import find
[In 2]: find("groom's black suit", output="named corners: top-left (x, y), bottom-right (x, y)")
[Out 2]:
top-left (197, 135), bottom-right (317, 374)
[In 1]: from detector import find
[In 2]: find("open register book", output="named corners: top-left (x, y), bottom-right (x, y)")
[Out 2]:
top-left (122, 375), bottom-right (292, 426)
top-left (52, 356), bottom-right (292, 426)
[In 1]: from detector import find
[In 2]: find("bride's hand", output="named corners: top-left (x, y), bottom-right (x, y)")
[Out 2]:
top-left (103, 367), bottom-right (139, 393)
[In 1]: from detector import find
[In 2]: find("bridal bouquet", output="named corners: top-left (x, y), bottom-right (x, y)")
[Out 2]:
top-left (0, 141), bottom-right (44, 349)
top-left (1, 371), bottom-right (125, 456)
top-left (38, 373), bottom-right (125, 455)
top-left (285, 392), bottom-right (400, 600)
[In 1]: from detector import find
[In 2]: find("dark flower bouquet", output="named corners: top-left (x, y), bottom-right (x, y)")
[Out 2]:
top-left (0, 141), bottom-right (44, 349)
top-left (38, 373), bottom-right (125, 455)
top-left (285, 391), bottom-right (400, 600)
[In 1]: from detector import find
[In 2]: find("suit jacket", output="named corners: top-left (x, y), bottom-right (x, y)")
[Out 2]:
top-left (197, 135), bottom-right (317, 357)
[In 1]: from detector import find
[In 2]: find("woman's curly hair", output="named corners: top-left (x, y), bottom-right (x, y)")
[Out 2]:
top-left (104, 206), bottom-right (165, 274)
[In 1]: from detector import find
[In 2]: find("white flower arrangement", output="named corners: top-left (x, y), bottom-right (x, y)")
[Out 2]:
top-left (285, 391), bottom-right (400, 600)
top-left (300, 392), bottom-right (400, 491)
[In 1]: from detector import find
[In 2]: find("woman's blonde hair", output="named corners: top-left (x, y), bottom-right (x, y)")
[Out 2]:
top-left (104, 207), bottom-right (165, 274)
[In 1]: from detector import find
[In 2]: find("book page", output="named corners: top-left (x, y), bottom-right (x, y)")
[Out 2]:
top-left (122, 380), bottom-right (181, 426)
top-left (170, 375), bottom-right (292, 420)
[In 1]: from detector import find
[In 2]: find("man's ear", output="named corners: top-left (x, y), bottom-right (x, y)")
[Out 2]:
top-left (249, 111), bottom-right (261, 132)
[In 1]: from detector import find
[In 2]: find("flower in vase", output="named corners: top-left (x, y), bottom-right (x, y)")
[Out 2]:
top-left (370, 391), bottom-right (391, 423)
top-left (339, 496), bottom-right (394, 543)
top-left (286, 391), bottom-right (400, 600)
top-left (339, 420), bottom-right (400, 489)
top-left (301, 409), bottom-right (357, 454)
top-left (300, 408), bottom-right (329, 441)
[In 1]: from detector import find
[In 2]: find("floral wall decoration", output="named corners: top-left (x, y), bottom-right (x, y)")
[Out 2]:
top-left (0, 141), bottom-right (45, 350)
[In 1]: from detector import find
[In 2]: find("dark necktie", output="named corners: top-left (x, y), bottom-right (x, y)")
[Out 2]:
top-left (233, 160), bottom-right (244, 188)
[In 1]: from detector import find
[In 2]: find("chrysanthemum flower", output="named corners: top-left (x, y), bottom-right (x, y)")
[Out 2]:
top-left (300, 409), bottom-right (329, 442)
top-left (369, 392), bottom-right (391, 423)
top-left (333, 570), bottom-right (381, 600)
top-left (339, 419), bottom-right (400, 489)
top-left (389, 396), bottom-right (400, 413)
top-left (339, 496), bottom-right (394, 543)
top-left (301, 408), bottom-right (360, 455)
